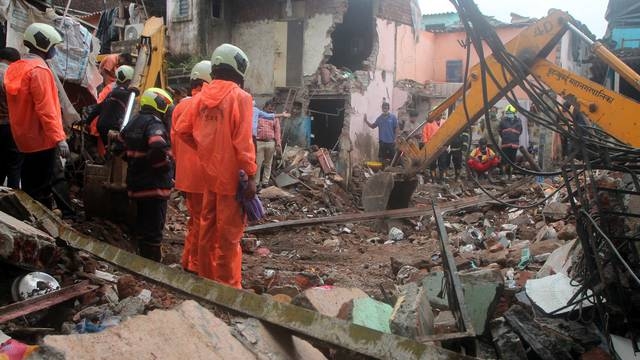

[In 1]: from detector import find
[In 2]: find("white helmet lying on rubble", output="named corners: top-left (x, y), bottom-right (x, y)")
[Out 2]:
top-left (115, 65), bottom-right (134, 84)
top-left (23, 23), bottom-right (62, 53)
top-left (190, 60), bottom-right (212, 83)
top-left (210, 43), bottom-right (249, 80)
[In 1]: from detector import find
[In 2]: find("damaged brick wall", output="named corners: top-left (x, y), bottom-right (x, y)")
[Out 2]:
top-left (377, 0), bottom-right (413, 25)
top-left (232, 0), bottom-right (347, 23)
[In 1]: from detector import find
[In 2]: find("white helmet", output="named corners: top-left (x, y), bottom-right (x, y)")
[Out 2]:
top-left (190, 60), bottom-right (212, 82)
top-left (210, 43), bottom-right (249, 79)
top-left (115, 65), bottom-right (134, 84)
top-left (23, 23), bottom-right (62, 52)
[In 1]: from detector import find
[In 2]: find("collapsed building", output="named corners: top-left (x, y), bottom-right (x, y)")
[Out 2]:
top-left (166, 0), bottom-right (594, 175)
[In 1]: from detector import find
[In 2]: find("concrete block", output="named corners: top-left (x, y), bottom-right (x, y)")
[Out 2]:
top-left (422, 269), bottom-right (504, 336)
top-left (292, 286), bottom-right (368, 317)
top-left (0, 210), bottom-right (60, 269)
top-left (40, 300), bottom-right (257, 360)
top-left (234, 318), bottom-right (327, 360)
top-left (389, 282), bottom-right (434, 338)
top-left (338, 297), bottom-right (393, 333)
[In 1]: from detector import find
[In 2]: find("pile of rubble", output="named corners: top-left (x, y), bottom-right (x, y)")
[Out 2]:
top-left (0, 167), bottom-right (635, 358)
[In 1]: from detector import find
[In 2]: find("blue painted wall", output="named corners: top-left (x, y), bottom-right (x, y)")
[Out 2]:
top-left (611, 27), bottom-right (640, 48)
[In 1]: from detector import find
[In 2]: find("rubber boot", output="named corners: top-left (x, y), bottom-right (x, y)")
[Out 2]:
top-left (454, 168), bottom-right (460, 182)
top-left (139, 243), bottom-right (163, 262)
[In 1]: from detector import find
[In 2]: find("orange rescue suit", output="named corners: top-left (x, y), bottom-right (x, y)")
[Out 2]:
top-left (175, 80), bottom-right (256, 288)
top-left (91, 82), bottom-right (115, 156)
top-left (171, 88), bottom-right (206, 272)
top-left (422, 120), bottom-right (441, 143)
top-left (5, 55), bottom-right (64, 153)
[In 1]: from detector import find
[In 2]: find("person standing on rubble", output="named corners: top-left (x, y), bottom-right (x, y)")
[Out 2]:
top-left (499, 104), bottom-right (522, 180)
top-left (401, 110), bottom-right (423, 144)
top-left (255, 100), bottom-right (285, 188)
top-left (175, 43), bottom-right (256, 289)
top-left (98, 52), bottom-right (132, 90)
top-left (120, 88), bottom-right (174, 261)
top-left (450, 129), bottom-right (470, 182)
top-left (83, 65), bottom-right (135, 150)
top-left (251, 100), bottom-right (288, 153)
top-left (0, 47), bottom-right (22, 189)
top-left (422, 110), bottom-right (442, 182)
top-left (5, 23), bottom-right (69, 208)
top-left (281, 101), bottom-right (311, 148)
top-left (171, 60), bottom-right (211, 273)
top-left (364, 102), bottom-right (398, 164)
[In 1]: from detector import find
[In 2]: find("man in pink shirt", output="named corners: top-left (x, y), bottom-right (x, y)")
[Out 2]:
top-left (255, 100), bottom-right (283, 188)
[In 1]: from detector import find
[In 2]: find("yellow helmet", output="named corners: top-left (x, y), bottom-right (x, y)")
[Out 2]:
top-left (140, 87), bottom-right (173, 114)
top-left (211, 43), bottom-right (249, 79)
top-left (115, 65), bottom-right (134, 84)
top-left (505, 104), bottom-right (517, 114)
top-left (190, 60), bottom-right (212, 82)
top-left (23, 23), bottom-right (62, 52)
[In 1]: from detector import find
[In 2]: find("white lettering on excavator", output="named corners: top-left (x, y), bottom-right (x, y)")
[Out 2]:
top-left (546, 68), bottom-right (615, 104)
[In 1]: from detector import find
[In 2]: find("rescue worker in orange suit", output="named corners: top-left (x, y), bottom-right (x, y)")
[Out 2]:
top-left (5, 23), bottom-right (69, 208)
top-left (422, 113), bottom-right (441, 182)
top-left (0, 47), bottom-right (22, 189)
top-left (120, 88), bottom-right (174, 261)
top-left (84, 65), bottom-right (135, 150)
top-left (176, 44), bottom-right (256, 288)
top-left (170, 60), bottom-right (211, 272)
top-left (99, 53), bottom-right (132, 89)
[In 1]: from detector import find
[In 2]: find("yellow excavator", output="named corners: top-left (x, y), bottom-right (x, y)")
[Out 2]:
top-left (82, 16), bottom-right (167, 221)
top-left (362, 9), bottom-right (640, 211)
top-left (364, 4), bottom-right (640, 350)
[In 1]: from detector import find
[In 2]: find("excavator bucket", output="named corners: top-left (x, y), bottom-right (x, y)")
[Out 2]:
top-left (361, 172), bottom-right (418, 212)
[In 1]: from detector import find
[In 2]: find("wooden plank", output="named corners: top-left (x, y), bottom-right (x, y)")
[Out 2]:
top-left (0, 281), bottom-right (98, 323)
top-left (246, 195), bottom-right (493, 233)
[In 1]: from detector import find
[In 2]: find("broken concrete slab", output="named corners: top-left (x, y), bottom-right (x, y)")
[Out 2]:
top-left (292, 286), bottom-right (368, 318)
top-left (535, 225), bottom-right (558, 242)
top-left (557, 223), bottom-right (577, 240)
top-left (0, 210), bottom-right (60, 269)
top-left (542, 202), bottom-right (571, 221)
top-left (462, 212), bottom-right (483, 225)
top-left (389, 282), bottom-right (433, 338)
top-left (537, 239), bottom-right (577, 278)
top-left (274, 172), bottom-right (301, 188)
top-left (234, 318), bottom-right (327, 360)
top-left (259, 186), bottom-right (295, 200)
top-left (422, 269), bottom-right (504, 336)
top-left (338, 297), bottom-right (393, 334)
top-left (40, 300), bottom-right (257, 360)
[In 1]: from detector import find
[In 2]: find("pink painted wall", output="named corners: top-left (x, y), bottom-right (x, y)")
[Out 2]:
top-left (430, 27), bottom-right (524, 82)
top-left (395, 24), bottom-right (436, 83)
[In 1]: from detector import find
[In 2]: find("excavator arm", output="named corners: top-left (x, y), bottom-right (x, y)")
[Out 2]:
top-left (530, 59), bottom-right (640, 146)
